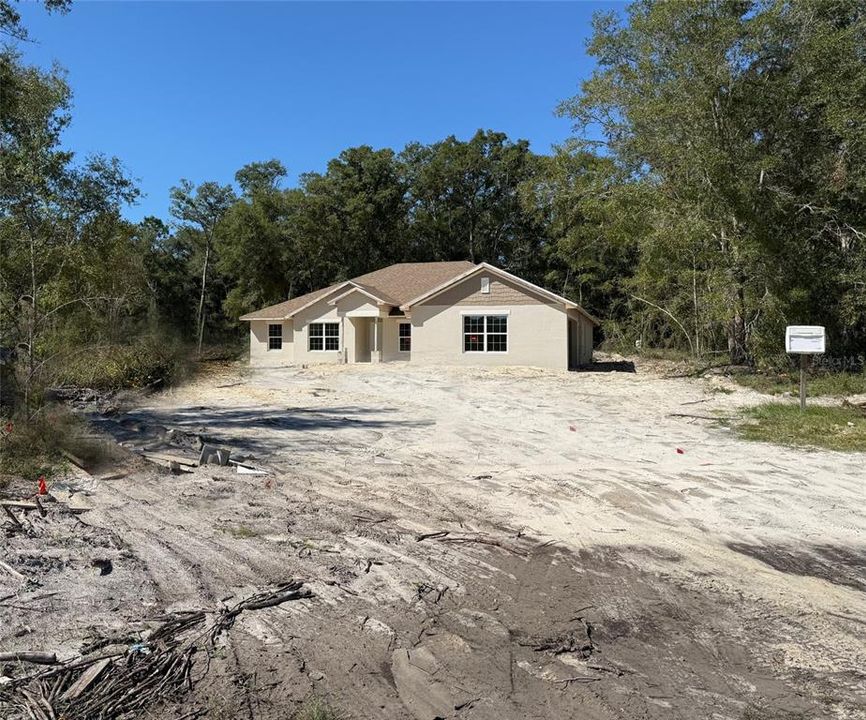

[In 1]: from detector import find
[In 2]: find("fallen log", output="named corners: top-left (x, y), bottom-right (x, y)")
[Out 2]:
top-left (0, 651), bottom-right (57, 665)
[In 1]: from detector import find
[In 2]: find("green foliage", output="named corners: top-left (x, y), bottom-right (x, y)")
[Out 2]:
top-left (734, 403), bottom-right (866, 452)
top-left (49, 337), bottom-right (190, 391)
top-left (734, 371), bottom-right (866, 398)
top-left (558, 0), bottom-right (866, 364)
top-left (0, 0), bottom-right (69, 40)
top-left (0, 405), bottom-right (119, 479)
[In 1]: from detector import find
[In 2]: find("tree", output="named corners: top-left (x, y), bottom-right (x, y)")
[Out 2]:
top-left (559, 0), bottom-right (866, 364)
top-left (298, 146), bottom-right (409, 281)
top-left (169, 180), bottom-right (236, 354)
top-left (402, 130), bottom-right (547, 283)
top-left (0, 52), bottom-right (138, 416)
top-left (0, 0), bottom-right (69, 41)
top-left (235, 159), bottom-right (287, 196)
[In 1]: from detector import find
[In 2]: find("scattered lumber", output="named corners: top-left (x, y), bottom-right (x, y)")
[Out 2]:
top-left (140, 451), bottom-right (197, 467)
top-left (0, 652), bottom-right (57, 665)
top-left (0, 501), bottom-right (39, 511)
top-left (2, 505), bottom-right (22, 528)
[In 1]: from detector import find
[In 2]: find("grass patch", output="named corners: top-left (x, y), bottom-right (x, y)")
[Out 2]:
top-left (294, 697), bottom-right (344, 720)
top-left (734, 403), bottom-right (866, 452)
top-left (733, 371), bottom-right (866, 397)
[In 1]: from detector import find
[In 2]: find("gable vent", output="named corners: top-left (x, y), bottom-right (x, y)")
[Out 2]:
top-left (480, 277), bottom-right (490, 294)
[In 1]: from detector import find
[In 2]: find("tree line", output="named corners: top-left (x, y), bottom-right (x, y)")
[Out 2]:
top-left (2, 0), bottom-right (865, 418)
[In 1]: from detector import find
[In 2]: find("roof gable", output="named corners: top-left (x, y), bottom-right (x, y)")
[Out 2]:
top-left (402, 263), bottom-right (600, 325)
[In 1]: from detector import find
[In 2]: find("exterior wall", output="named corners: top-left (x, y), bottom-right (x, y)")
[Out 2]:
top-left (566, 309), bottom-right (594, 366)
top-left (292, 298), bottom-right (344, 364)
top-left (382, 317), bottom-right (411, 362)
top-left (249, 320), bottom-right (294, 366)
top-left (410, 303), bottom-right (569, 370)
top-left (432, 274), bottom-right (554, 307)
top-left (334, 293), bottom-right (381, 316)
top-left (247, 273), bottom-right (594, 369)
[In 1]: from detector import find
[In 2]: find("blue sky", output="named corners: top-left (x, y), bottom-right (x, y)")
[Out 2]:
top-left (19, 1), bottom-right (618, 221)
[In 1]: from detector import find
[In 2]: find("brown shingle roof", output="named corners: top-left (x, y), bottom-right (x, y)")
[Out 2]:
top-left (240, 261), bottom-right (475, 321)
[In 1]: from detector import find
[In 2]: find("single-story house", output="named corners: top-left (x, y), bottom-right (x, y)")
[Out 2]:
top-left (240, 261), bottom-right (598, 370)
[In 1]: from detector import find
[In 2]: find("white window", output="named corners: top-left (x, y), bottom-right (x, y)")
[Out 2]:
top-left (480, 277), bottom-right (490, 294)
top-left (463, 315), bottom-right (507, 353)
top-left (268, 324), bottom-right (282, 351)
top-left (309, 322), bottom-right (339, 351)
top-left (399, 323), bottom-right (411, 352)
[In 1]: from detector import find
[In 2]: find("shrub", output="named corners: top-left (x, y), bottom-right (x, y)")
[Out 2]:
top-left (0, 405), bottom-right (121, 480)
top-left (49, 337), bottom-right (191, 391)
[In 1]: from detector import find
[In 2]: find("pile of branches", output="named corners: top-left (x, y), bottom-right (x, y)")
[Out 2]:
top-left (0, 580), bottom-right (311, 720)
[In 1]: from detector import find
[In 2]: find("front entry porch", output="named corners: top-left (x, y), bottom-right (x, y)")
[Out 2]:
top-left (348, 316), bottom-right (382, 363)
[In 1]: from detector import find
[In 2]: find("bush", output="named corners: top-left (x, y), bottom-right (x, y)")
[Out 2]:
top-left (0, 406), bottom-right (120, 480)
top-left (49, 337), bottom-right (191, 391)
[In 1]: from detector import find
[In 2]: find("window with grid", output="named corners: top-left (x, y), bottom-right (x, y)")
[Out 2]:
top-left (399, 323), bottom-right (411, 352)
top-left (463, 315), bottom-right (507, 353)
top-left (267, 324), bottom-right (282, 351)
top-left (309, 322), bottom-right (339, 351)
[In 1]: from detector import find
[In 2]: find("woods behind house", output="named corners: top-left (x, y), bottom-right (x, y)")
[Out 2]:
top-left (1, 0), bottom-right (865, 423)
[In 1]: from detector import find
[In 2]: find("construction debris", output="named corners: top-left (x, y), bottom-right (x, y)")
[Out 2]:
top-left (199, 443), bottom-right (231, 466)
top-left (0, 581), bottom-right (313, 720)
top-left (0, 651), bottom-right (57, 665)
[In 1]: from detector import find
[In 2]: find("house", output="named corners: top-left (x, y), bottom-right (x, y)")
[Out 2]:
top-left (240, 261), bottom-right (598, 370)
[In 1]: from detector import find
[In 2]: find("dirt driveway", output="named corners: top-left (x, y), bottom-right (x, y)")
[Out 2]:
top-left (2, 362), bottom-right (865, 719)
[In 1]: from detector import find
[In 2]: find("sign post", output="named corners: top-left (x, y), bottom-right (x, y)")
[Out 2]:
top-left (785, 326), bottom-right (826, 411)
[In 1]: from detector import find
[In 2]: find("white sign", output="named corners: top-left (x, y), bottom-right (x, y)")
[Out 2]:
top-left (786, 325), bottom-right (825, 354)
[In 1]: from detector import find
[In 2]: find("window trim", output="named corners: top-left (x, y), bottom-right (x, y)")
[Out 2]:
top-left (398, 322), bottom-right (411, 353)
top-left (308, 321), bottom-right (340, 352)
top-left (462, 314), bottom-right (508, 354)
top-left (267, 323), bottom-right (283, 351)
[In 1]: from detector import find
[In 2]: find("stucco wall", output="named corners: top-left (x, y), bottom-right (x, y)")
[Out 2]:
top-left (382, 317), bottom-right (411, 362)
top-left (410, 302), bottom-right (570, 370)
top-left (292, 298), bottom-right (344, 364)
top-left (249, 320), bottom-right (294, 366)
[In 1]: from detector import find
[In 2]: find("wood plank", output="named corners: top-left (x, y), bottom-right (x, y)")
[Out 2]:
top-left (140, 451), bottom-right (198, 467)
top-left (60, 657), bottom-right (112, 700)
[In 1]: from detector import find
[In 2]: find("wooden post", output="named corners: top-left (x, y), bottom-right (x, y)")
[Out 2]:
top-left (799, 354), bottom-right (807, 412)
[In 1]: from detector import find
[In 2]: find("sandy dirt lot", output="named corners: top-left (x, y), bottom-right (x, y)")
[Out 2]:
top-left (2, 360), bottom-right (865, 719)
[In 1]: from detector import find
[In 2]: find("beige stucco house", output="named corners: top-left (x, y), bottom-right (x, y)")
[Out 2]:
top-left (240, 261), bottom-right (598, 370)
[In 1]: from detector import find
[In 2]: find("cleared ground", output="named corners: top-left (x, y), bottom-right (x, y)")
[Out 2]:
top-left (2, 361), bottom-right (865, 719)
